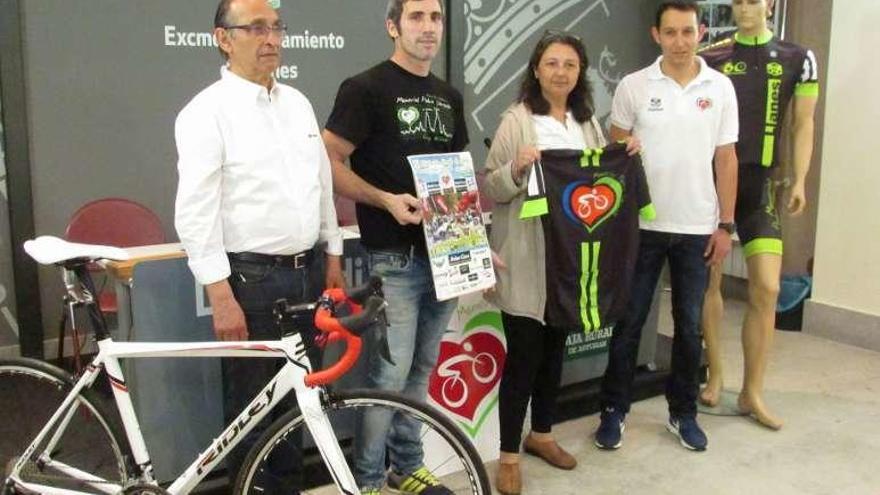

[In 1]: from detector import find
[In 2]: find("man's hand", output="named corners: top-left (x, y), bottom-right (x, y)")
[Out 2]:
top-left (325, 254), bottom-right (346, 289)
top-left (703, 229), bottom-right (732, 266)
top-left (491, 250), bottom-right (507, 271)
top-left (206, 281), bottom-right (248, 341)
top-left (787, 181), bottom-right (807, 216)
top-left (512, 146), bottom-right (540, 184)
top-left (622, 135), bottom-right (642, 156)
top-left (381, 192), bottom-right (422, 225)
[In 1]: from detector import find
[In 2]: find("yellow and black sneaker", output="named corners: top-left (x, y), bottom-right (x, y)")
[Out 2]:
top-left (387, 466), bottom-right (453, 495)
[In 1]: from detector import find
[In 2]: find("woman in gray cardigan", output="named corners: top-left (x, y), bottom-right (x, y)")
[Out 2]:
top-left (483, 31), bottom-right (637, 495)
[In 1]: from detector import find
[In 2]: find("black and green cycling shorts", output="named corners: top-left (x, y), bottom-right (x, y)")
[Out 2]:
top-left (735, 164), bottom-right (783, 258)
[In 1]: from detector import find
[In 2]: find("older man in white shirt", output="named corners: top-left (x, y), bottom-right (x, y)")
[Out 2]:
top-left (173, 0), bottom-right (343, 490)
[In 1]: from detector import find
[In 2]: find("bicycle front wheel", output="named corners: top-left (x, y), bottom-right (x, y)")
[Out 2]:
top-left (0, 358), bottom-right (133, 494)
top-left (236, 389), bottom-right (490, 494)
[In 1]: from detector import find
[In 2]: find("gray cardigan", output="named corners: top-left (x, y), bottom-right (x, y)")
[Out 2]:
top-left (482, 103), bottom-right (606, 323)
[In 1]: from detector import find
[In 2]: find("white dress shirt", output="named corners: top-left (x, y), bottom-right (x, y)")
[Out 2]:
top-left (175, 67), bottom-right (342, 285)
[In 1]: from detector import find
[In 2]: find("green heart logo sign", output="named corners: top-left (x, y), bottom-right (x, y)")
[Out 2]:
top-left (398, 106), bottom-right (420, 126)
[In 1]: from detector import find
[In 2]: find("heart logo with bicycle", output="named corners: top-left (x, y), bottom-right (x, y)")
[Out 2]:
top-left (562, 176), bottom-right (623, 232)
top-left (428, 311), bottom-right (506, 438)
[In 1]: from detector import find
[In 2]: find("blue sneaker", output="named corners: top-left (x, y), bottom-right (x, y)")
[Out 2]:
top-left (594, 407), bottom-right (625, 450)
top-left (667, 415), bottom-right (708, 451)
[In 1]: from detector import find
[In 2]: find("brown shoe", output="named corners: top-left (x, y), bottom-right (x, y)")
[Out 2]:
top-left (522, 436), bottom-right (577, 470)
top-left (496, 462), bottom-right (522, 495)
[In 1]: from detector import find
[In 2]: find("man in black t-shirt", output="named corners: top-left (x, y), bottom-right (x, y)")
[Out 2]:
top-left (322, 1), bottom-right (468, 494)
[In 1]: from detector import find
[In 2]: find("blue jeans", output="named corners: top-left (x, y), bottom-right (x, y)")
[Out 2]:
top-left (600, 230), bottom-right (710, 417)
top-left (353, 248), bottom-right (458, 490)
top-left (224, 255), bottom-right (320, 492)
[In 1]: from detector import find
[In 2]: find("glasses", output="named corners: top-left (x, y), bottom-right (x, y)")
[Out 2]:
top-left (541, 29), bottom-right (582, 41)
top-left (224, 22), bottom-right (287, 37)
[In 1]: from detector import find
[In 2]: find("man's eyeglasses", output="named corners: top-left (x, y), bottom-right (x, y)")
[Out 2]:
top-left (223, 22), bottom-right (287, 37)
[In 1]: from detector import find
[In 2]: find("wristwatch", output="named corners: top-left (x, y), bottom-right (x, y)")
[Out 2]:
top-left (718, 222), bottom-right (736, 235)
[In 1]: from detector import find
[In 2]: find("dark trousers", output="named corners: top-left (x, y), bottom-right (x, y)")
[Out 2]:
top-left (223, 256), bottom-right (320, 492)
top-left (498, 312), bottom-right (568, 453)
top-left (600, 230), bottom-right (710, 418)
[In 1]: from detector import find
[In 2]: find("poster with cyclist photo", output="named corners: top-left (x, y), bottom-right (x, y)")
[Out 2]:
top-left (408, 152), bottom-right (496, 300)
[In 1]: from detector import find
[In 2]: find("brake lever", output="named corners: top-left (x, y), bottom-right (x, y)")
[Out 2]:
top-left (375, 309), bottom-right (395, 366)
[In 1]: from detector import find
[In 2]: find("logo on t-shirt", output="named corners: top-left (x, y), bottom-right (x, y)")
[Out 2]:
top-left (648, 97), bottom-right (664, 112)
top-left (767, 62), bottom-right (784, 77)
top-left (696, 97), bottom-right (713, 111)
top-left (397, 106), bottom-right (420, 127)
top-left (561, 176), bottom-right (623, 233)
top-left (722, 61), bottom-right (748, 76)
top-left (396, 95), bottom-right (455, 143)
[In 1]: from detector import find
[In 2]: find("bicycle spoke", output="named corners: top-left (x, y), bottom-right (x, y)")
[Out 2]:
top-left (235, 390), bottom-right (489, 494)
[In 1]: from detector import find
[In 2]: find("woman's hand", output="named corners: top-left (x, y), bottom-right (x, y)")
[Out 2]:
top-left (512, 146), bottom-right (541, 184)
top-left (622, 135), bottom-right (641, 156)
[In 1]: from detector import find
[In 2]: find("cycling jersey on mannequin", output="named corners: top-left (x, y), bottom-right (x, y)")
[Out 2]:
top-left (701, 32), bottom-right (819, 168)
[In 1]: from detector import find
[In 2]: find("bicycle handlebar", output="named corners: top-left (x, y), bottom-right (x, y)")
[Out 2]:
top-left (275, 276), bottom-right (386, 388)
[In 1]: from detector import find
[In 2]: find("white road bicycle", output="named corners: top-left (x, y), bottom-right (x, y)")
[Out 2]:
top-left (0, 236), bottom-right (489, 494)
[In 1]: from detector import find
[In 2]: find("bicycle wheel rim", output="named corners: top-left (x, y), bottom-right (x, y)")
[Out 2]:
top-left (0, 360), bottom-right (131, 493)
top-left (237, 389), bottom-right (490, 494)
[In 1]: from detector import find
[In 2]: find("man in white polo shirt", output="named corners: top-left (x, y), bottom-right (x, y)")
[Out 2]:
top-left (594, 0), bottom-right (738, 452)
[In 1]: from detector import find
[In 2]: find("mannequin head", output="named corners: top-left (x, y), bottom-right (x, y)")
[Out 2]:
top-left (732, 0), bottom-right (775, 36)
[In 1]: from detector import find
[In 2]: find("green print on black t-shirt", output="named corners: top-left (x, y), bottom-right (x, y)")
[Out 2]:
top-left (395, 95), bottom-right (455, 143)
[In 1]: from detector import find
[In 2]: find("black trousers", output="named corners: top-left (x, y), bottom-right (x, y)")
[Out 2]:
top-left (498, 312), bottom-right (568, 453)
top-left (223, 255), bottom-right (321, 492)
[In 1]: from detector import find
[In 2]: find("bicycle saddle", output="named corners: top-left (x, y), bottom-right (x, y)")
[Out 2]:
top-left (24, 235), bottom-right (131, 265)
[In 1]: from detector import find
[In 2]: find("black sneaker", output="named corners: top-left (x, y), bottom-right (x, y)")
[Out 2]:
top-left (594, 407), bottom-right (625, 450)
top-left (667, 415), bottom-right (708, 451)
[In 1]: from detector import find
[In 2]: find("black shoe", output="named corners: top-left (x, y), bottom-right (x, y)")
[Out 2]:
top-left (667, 415), bottom-right (708, 451)
top-left (594, 407), bottom-right (625, 450)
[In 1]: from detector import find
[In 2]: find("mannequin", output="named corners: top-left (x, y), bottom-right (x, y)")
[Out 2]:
top-left (699, 0), bottom-right (819, 429)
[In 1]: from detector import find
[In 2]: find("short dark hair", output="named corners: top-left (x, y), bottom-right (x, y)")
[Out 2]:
top-left (518, 31), bottom-right (594, 124)
top-left (386, 0), bottom-right (444, 30)
top-left (214, 0), bottom-right (237, 60)
top-left (655, 1), bottom-right (701, 28)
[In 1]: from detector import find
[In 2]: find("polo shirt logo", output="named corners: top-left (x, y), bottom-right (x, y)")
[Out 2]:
top-left (648, 97), bottom-right (664, 112)
top-left (696, 97), bottom-right (713, 111)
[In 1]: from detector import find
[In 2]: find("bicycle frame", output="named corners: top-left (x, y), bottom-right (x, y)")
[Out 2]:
top-left (8, 334), bottom-right (359, 495)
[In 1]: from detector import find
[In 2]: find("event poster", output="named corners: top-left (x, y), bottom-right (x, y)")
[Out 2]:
top-left (408, 152), bottom-right (496, 301)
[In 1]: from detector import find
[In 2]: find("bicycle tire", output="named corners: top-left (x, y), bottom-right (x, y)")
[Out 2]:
top-left (235, 389), bottom-right (490, 494)
top-left (0, 358), bottom-right (134, 494)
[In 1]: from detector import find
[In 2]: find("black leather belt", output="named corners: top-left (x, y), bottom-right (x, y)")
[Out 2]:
top-left (228, 250), bottom-right (314, 269)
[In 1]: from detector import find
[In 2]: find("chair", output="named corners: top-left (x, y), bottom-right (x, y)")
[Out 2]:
top-left (60, 198), bottom-right (165, 367)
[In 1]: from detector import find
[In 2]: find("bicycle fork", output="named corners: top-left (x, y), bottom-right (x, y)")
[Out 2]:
top-left (296, 383), bottom-right (359, 494)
